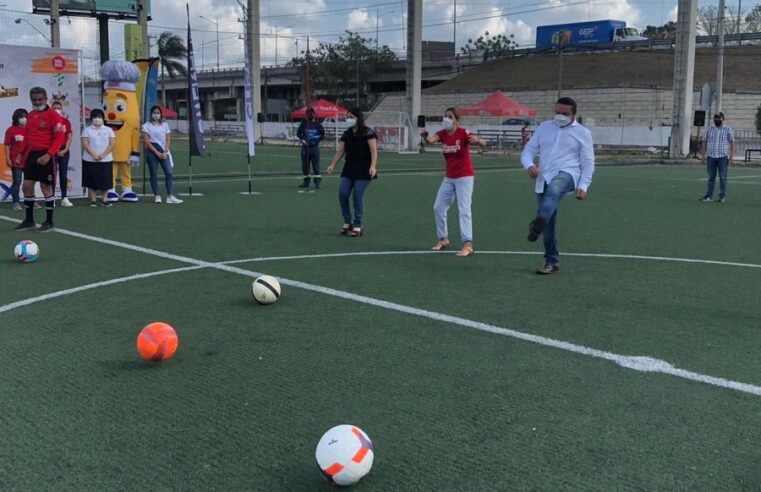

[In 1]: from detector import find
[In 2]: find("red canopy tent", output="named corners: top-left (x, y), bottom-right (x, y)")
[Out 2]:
top-left (159, 106), bottom-right (178, 119)
top-left (460, 90), bottom-right (537, 117)
top-left (291, 99), bottom-right (349, 120)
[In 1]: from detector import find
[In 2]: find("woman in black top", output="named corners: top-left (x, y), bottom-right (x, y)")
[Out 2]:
top-left (326, 108), bottom-right (378, 237)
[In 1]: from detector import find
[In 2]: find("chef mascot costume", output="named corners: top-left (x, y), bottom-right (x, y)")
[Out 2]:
top-left (101, 60), bottom-right (141, 202)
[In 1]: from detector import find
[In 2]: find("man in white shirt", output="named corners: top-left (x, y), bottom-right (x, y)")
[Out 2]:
top-left (520, 97), bottom-right (595, 274)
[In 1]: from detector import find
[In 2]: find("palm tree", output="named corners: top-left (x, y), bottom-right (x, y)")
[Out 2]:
top-left (157, 31), bottom-right (187, 108)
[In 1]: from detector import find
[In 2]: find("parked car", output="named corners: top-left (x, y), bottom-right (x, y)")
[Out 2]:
top-left (501, 118), bottom-right (535, 126)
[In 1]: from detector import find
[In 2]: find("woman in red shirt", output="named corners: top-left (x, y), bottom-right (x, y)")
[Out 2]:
top-left (3, 108), bottom-right (28, 212)
top-left (421, 107), bottom-right (486, 257)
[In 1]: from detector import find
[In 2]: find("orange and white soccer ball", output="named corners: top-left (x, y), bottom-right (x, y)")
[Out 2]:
top-left (315, 425), bottom-right (374, 486)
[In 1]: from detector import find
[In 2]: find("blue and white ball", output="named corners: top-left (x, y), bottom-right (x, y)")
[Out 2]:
top-left (14, 240), bottom-right (39, 263)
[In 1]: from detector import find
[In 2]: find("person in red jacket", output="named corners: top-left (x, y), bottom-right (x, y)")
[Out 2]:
top-left (51, 100), bottom-right (73, 207)
top-left (13, 87), bottom-right (66, 232)
top-left (3, 108), bottom-right (28, 212)
top-left (421, 107), bottom-right (486, 257)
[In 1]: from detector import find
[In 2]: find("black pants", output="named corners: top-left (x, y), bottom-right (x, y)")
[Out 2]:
top-left (58, 150), bottom-right (70, 197)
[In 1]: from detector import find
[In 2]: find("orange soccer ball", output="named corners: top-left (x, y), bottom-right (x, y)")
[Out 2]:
top-left (136, 322), bottom-right (179, 362)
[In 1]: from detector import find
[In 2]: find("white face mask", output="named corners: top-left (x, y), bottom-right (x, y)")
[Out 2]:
top-left (345, 118), bottom-right (357, 126)
top-left (442, 116), bottom-right (454, 130)
top-left (18, 117), bottom-right (27, 126)
top-left (32, 104), bottom-right (46, 112)
top-left (92, 117), bottom-right (103, 126)
top-left (152, 113), bottom-right (161, 121)
top-left (553, 114), bottom-right (571, 127)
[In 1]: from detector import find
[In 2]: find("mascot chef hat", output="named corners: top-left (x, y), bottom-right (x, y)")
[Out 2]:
top-left (100, 60), bottom-right (140, 91)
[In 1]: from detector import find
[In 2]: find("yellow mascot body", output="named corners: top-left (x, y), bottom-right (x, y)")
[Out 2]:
top-left (101, 61), bottom-right (141, 202)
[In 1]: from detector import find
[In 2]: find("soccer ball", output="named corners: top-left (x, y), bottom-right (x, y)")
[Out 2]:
top-left (252, 275), bottom-right (281, 305)
top-left (315, 425), bottom-right (374, 486)
top-left (136, 322), bottom-right (179, 362)
top-left (14, 240), bottom-right (39, 263)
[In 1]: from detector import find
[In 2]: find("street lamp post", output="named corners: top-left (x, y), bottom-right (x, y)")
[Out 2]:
top-left (199, 15), bottom-right (219, 70)
top-left (274, 25), bottom-right (291, 67)
top-left (14, 18), bottom-right (52, 46)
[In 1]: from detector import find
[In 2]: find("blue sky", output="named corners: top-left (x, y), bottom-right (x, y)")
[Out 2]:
top-left (0, 0), bottom-right (726, 73)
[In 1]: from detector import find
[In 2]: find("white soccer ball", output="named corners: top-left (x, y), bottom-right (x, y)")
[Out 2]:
top-left (14, 240), bottom-right (39, 263)
top-left (252, 275), bottom-right (281, 304)
top-left (315, 425), bottom-right (374, 486)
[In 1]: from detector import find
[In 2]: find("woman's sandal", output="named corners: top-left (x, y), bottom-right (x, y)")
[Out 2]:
top-left (349, 226), bottom-right (364, 237)
top-left (340, 224), bottom-right (351, 236)
top-left (456, 242), bottom-right (474, 257)
top-left (430, 239), bottom-right (450, 251)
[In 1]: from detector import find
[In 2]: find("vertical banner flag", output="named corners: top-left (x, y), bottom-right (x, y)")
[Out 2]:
top-left (134, 58), bottom-right (159, 125)
top-left (187, 4), bottom-right (207, 157)
top-left (0, 45), bottom-right (83, 199)
top-left (124, 24), bottom-right (144, 62)
top-left (242, 16), bottom-right (256, 157)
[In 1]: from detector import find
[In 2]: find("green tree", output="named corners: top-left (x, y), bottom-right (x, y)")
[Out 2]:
top-left (157, 31), bottom-right (187, 108)
top-left (744, 5), bottom-right (761, 32)
top-left (697, 6), bottom-right (741, 35)
top-left (643, 21), bottom-right (677, 39)
top-left (459, 31), bottom-right (518, 60)
top-left (287, 32), bottom-right (396, 110)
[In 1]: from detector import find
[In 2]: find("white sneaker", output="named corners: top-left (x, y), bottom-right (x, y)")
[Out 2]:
top-left (154, 195), bottom-right (162, 204)
top-left (60, 197), bottom-right (73, 207)
top-left (166, 195), bottom-right (184, 204)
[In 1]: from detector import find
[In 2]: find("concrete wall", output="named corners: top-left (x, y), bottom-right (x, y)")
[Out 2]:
top-left (375, 88), bottom-right (761, 129)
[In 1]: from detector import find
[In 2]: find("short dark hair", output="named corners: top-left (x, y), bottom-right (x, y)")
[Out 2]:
top-left (556, 97), bottom-right (577, 115)
top-left (12, 108), bottom-right (28, 126)
top-left (29, 86), bottom-right (47, 98)
top-left (90, 108), bottom-right (105, 120)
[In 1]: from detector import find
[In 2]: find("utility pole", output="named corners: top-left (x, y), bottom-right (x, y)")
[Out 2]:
top-left (453, 0), bottom-right (456, 55)
top-left (247, 0), bottom-right (261, 142)
top-left (716, 0), bottom-right (726, 112)
top-left (138, 0), bottom-right (150, 58)
top-left (50, 0), bottom-right (60, 48)
top-left (406, 0), bottom-right (422, 151)
top-left (736, 0), bottom-right (743, 44)
top-left (669, 0), bottom-right (698, 158)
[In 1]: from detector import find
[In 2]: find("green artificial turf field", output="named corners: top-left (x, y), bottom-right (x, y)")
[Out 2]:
top-left (1, 144), bottom-right (760, 490)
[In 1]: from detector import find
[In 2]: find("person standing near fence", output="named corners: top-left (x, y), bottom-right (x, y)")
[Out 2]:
top-left (521, 97), bottom-right (594, 275)
top-left (421, 107), bottom-right (486, 257)
top-left (13, 86), bottom-right (66, 232)
top-left (700, 112), bottom-right (734, 203)
top-left (51, 100), bottom-right (73, 207)
top-left (296, 107), bottom-right (325, 191)
top-left (4, 108), bottom-right (27, 212)
top-left (81, 109), bottom-right (115, 207)
top-left (326, 108), bottom-right (377, 237)
top-left (143, 106), bottom-right (183, 204)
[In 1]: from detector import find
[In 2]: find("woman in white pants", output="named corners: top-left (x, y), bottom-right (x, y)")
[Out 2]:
top-left (421, 107), bottom-right (486, 257)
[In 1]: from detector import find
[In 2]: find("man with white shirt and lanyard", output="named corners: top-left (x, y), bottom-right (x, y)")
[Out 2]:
top-left (520, 97), bottom-right (595, 275)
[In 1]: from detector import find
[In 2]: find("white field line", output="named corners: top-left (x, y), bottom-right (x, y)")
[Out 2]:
top-left (2, 215), bottom-right (760, 396)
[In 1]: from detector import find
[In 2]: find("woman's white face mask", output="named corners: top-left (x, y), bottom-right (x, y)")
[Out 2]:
top-left (18, 117), bottom-right (27, 126)
top-left (346, 117), bottom-right (357, 126)
top-left (92, 117), bottom-right (103, 126)
top-left (442, 116), bottom-right (454, 130)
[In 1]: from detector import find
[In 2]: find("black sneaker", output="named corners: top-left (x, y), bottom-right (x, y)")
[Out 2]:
top-left (718, 197), bottom-right (726, 203)
top-left (13, 221), bottom-right (37, 232)
top-left (527, 213), bottom-right (548, 242)
top-left (298, 182), bottom-right (310, 189)
top-left (37, 221), bottom-right (55, 233)
top-left (699, 196), bottom-right (713, 202)
top-left (536, 263), bottom-right (560, 275)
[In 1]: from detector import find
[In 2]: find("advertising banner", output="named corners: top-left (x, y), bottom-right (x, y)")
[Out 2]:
top-left (0, 45), bottom-right (83, 199)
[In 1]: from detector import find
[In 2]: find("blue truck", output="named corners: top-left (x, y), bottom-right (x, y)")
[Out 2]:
top-left (536, 20), bottom-right (646, 48)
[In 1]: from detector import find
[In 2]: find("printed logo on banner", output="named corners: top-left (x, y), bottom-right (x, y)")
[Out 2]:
top-left (53, 73), bottom-right (65, 87)
top-left (0, 82), bottom-right (20, 99)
